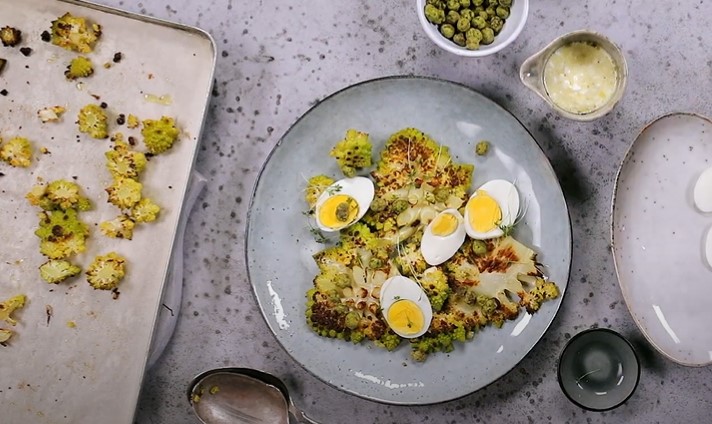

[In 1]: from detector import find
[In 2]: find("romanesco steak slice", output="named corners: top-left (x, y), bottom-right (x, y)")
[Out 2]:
top-left (86, 252), bottom-right (126, 290)
top-left (0, 137), bottom-right (33, 168)
top-left (141, 116), bottom-right (180, 154)
top-left (39, 259), bottom-right (82, 284)
top-left (50, 13), bottom-right (102, 53)
top-left (329, 129), bottom-right (373, 178)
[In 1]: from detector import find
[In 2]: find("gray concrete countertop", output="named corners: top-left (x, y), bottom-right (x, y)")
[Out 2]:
top-left (98, 0), bottom-right (712, 422)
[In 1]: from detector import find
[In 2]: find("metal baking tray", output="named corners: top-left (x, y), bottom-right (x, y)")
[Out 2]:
top-left (0, 0), bottom-right (215, 422)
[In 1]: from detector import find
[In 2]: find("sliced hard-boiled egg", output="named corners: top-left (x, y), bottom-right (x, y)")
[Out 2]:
top-left (694, 167), bottom-right (712, 213)
top-left (379, 276), bottom-right (432, 338)
top-left (464, 179), bottom-right (520, 240)
top-left (420, 208), bottom-right (466, 266)
top-left (315, 177), bottom-right (374, 232)
top-left (705, 226), bottom-right (712, 269)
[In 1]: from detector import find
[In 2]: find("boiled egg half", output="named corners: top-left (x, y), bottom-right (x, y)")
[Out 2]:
top-left (464, 179), bottom-right (520, 240)
top-left (694, 167), bottom-right (712, 213)
top-left (315, 177), bottom-right (374, 232)
top-left (379, 276), bottom-right (432, 338)
top-left (420, 208), bottom-right (466, 266)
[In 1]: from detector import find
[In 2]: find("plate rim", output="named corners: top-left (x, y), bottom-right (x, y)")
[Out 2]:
top-left (245, 75), bottom-right (573, 404)
top-left (610, 111), bottom-right (712, 367)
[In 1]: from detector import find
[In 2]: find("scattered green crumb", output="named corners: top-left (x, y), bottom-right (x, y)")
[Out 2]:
top-left (475, 140), bottom-right (490, 156)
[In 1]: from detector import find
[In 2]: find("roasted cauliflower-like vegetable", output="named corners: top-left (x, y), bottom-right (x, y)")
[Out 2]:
top-left (0, 137), bottom-right (33, 167)
top-left (420, 267), bottom-right (451, 312)
top-left (27, 180), bottom-right (92, 211)
top-left (105, 140), bottom-right (147, 179)
top-left (38, 106), bottom-right (66, 123)
top-left (86, 252), bottom-right (126, 290)
top-left (105, 176), bottom-right (142, 209)
top-left (329, 129), bottom-right (372, 178)
top-left (78, 104), bottom-right (109, 139)
top-left (35, 209), bottom-right (90, 259)
top-left (99, 214), bottom-right (135, 239)
top-left (130, 198), bottom-right (160, 223)
top-left (126, 114), bottom-right (139, 129)
top-left (0, 26), bottom-right (21, 47)
top-left (64, 56), bottom-right (94, 80)
top-left (50, 13), bottom-right (102, 53)
top-left (0, 294), bottom-right (26, 326)
top-left (141, 116), bottom-right (180, 154)
top-left (304, 174), bottom-right (335, 208)
top-left (39, 259), bottom-right (81, 284)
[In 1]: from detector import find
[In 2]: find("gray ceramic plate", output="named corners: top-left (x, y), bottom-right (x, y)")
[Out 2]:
top-left (246, 77), bottom-right (571, 405)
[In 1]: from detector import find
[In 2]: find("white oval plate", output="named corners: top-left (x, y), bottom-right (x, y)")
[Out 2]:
top-left (246, 77), bottom-right (571, 404)
top-left (612, 112), bottom-right (712, 366)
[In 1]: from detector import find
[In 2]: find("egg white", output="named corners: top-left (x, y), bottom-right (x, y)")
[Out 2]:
top-left (314, 177), bottom-right (374, 232)
top-left (421, 209), bottom-right (466, 266)
top-left (464, 179), bottom-right (520, 240)
top-left (694, 167), bottom-right (712, 213)
top-left (379, 276), bottom-right (432, 338)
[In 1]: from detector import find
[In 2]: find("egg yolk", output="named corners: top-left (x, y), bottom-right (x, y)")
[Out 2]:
top-left (467, 190), bottom-right (501, 232)
top-left (318, 194), bottom-right (359, 229)
top-left (387, 299), bottom-right (425, 335)
top-left (431, 212), bottom-right (459, 237)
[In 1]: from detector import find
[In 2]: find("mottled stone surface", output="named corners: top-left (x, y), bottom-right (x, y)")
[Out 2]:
top-left (90, 0), bottom-right (712, 422)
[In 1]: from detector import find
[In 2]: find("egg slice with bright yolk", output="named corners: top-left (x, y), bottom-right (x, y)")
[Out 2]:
top-left (431, 212), bottom-right (458, 236)
top-left (387, 299), bottom-right (425, 336)
top-left (466, 190), bottom-right (501, 232)
top-left (317, 194), bottom-right (359, 229)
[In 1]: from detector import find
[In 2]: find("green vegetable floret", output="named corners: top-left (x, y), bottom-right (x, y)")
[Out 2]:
top-left (27, 179), bottom-right (92, 211)
top-left (0, 137), bottom-right (33, 168)
top-left (99, 214), bottom-right (135, 240)
top-left (106, 176), bottom-right (142, 209)
top-left (50, 13), bottom-right (102, 53)
top-left (304, 174), bottom-right (335, 208)
top-left (34, 209), bottom-right (90, 259)
top-left (516, 274), bottom-right (560, 313)
top-left (141, 116), bottom-right (180, 154)
top-left (420, 267), bottom-right (451, 312)
top-left (130, 198), bottom-right (160, 223)
top-left (329, 129), bottom-right (372, 178)
top-left (86, 252), bottom-right (126, 290)
top-left (0, 294), bottom-right (26, 326)
top-left (39, 259), bottom-right (81, 284)
top-left (410, 324), bottom-right (466, 362)
top-left (0, 26), bottom-right (22, 47)
top-left (78, 104), bottom-right (109, 139)
top-left (105, 140), bottom-right (147, 179)
top-left (64, 56), bottom-right (94, 80)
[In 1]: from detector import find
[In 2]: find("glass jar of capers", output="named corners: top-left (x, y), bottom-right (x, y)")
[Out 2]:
top-left (423, 0), bottom-right (512, 50)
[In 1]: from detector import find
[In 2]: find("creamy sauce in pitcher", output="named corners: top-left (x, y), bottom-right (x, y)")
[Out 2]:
top-left (543, 41), bottom-right (618, 114)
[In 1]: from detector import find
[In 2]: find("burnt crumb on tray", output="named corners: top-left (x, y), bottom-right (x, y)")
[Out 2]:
top-left (19, 47), bottom-right (32, 57)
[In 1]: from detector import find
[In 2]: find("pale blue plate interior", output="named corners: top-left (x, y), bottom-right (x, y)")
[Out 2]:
top-left (246, 77), bottom-right (571, 405)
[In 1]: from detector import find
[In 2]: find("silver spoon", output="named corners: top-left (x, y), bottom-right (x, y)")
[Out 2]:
top-left (188, 367), bottom-right (318, 424)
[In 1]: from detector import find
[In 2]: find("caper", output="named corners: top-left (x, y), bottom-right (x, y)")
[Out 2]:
top-left (460, 8), bottom-right (475, 21)
top-left (481, 27), bottom-right (495, 44)
top-left (496, 6), bottom-right (510, 19)
top-left (446, 0), bottom-right (461, 11)
top-left (424, 4), bottom-right (446, 24)
top-left (457, 17), bottom-right (471, 32)
top-left (452, 33), bottom-right (466, 46)
top-left (460, 0), bottom-right (471, 7)
top-left (489, 16), bottom-right (504, 33)
top-left (471, 15), bottom-right (487, 29)
top-left (446, 10), bottom-right (460, 25)
top-left (440, 23), bottom-right (456, 39)
top-left (471, 239), bottom-right (487, 256)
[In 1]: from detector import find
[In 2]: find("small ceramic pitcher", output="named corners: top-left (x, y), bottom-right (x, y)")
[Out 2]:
top-left (519, 30), bottom-right (628, 121)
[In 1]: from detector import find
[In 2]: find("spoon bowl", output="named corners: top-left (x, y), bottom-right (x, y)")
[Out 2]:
top-left (188, 368), bottom-right (317, 424)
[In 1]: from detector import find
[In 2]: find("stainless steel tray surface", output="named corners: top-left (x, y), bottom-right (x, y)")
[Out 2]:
top-left (0, 0), bottom-right (215, 422)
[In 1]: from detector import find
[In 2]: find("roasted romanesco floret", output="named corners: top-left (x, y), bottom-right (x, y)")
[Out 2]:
top-left (86, 252), bottom-right (126, 290)
top-left (0, 137), bottom-right (33, 167)
top-left (78, 104), bottom-right (109, 139)
top-left (50, 13), bottom-right (102, 53)
top-left (35, 209), bottom-right (90, 259)
top-left (40, 179), bottom-right (92, 211)
top-left (141, 116), bottom-right (180, 154)
top-left (64, 56), bottom-right (94, 80)
top-left (304, 174), bottom-right (334, 208)
top-left (99, 214), bottom-right (135, 239)
top-left (130, 198), bottom-right (160, 223)
top-left (39, 259), bottom-right (81, 284)
top-left (410, 324), bottom-right (467, 362)
top-left (0, 26), bottom-right (22, 47)
top-left (105, 140), bottom-right (147, 179)
top-left (0, 294), bottom-right (26, 326)
top-left (516, 274), bottom-right (560, 313)
top-left (420, 267), bottom-right (450, 312)
top-left (106, 176), bottom-right (142, 209)
top-left (126, 114), bottom-right (139, 129)
top-left (329, 129), bottom-right (372, 178)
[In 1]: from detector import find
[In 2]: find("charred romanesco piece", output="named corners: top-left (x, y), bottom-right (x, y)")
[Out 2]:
top-left (304, 174), bottom-right (335, 208)
top-left (78, 104), bottom-right (109, 139)
top-left (105, 140), bottom-right (147, 179)
top-left (130, 198), bottom-right (160, 223)
top-left (141, 116), bottom-right (180, 154)
top-left (420, 267), bottom-right (450, 312)
top-left (99, 214), bottom-right (135, 239)
top-left (38, 106), bottom-right (66, 123)
top-left (329, 129), bottom-right (372, 177)
top-left (27, 180), bottom-right (92, 211)
top-left (64, 56), bottom-right (94, 80)
top-left (0, 294), bottom-right (26, 326)
top-left (35, 209), bottom-right (90, 259)
top-left (126, 114), bottom-right (139, 129)
top-left (0, 26), bottom-right (22, 47)
top-left (516, 274), bottom-right (560, 313)
top-left (106, 176), bottom-right (142, 209)
top-left (86, 252), bottom-right (126, 290)
top-left (39, 259), bottom-right (81, 284)
top-left (50, 13), bottom-right (102, 53)
top-left (0, 137), bottom-right (33, 167)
